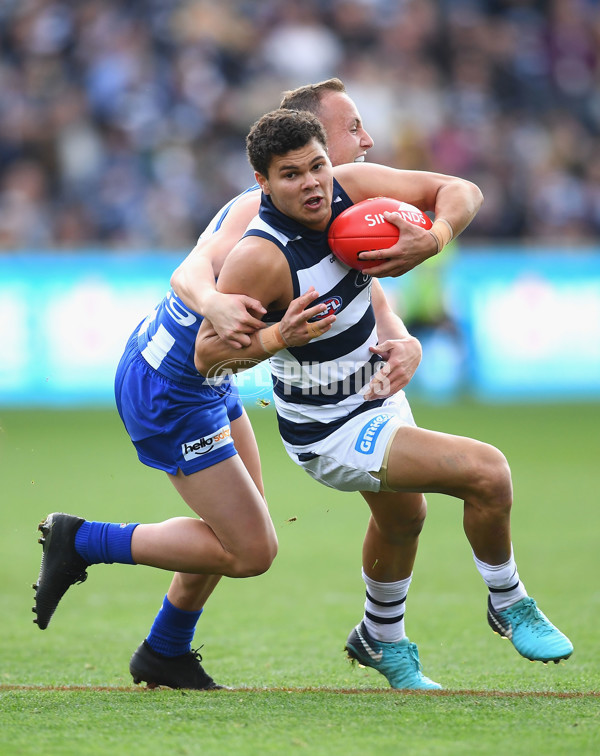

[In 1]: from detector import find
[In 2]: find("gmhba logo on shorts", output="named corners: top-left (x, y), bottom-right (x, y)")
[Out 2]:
top-left (182, 425), bottom-right (232, 460)
top-left (355, 413), bottom-right (393, 454)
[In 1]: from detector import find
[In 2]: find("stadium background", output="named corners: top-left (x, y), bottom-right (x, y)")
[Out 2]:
top-left (2, 0), bottom-right (600, 248)
top-left (1, 4), bottom-right (599, 751)
top-left (1, 0), bottom-right (600, 407)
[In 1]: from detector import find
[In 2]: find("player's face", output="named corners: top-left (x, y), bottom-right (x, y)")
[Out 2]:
top-left (318, 91), bottom-right (374, 166)
top-left (256, 139), bottom-right (334, 231)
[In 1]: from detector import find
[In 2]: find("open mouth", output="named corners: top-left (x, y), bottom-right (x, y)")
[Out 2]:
top-left (305, 196), bottom-right (323, 208)
top-left (354, 155), bottom-right (365, 163)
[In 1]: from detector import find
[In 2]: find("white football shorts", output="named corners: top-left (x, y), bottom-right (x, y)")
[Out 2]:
top-left (283, 391), bottom-right (416, 493)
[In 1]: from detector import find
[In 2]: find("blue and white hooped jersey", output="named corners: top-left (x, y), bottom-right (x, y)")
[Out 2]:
top-left (243, 180), bottom-right (387, 451)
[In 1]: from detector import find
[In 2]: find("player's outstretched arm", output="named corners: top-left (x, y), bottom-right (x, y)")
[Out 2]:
top-left (333, 163), bottom-right (483, 278)
top-left (170, 192), bottom-right (266, 348)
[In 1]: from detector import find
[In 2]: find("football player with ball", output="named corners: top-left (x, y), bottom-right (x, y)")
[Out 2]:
top-left (194, 108), bottom-right (573, 689)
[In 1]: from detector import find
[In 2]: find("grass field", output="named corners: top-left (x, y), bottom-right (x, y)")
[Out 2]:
top-left (1, 401), bottom-right (598, 755)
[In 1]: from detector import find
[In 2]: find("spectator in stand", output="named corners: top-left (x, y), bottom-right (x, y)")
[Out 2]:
top-left (0, 0), bottom-right (599, 250)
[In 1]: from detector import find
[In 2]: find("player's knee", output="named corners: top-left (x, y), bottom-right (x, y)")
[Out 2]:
top-left (235, 554), bottom-right (276, 578)
top-left (247, 539), bottom-right (278, 576)
top-left (374, 494), bottom-right (426, 543)
top-left (414, 500), bottom-right (427, 535)
top-left (231, 534), bottom-right (278, 577)
top-left (416, 493), bottom-right (427, 526)
top-left (473, 444), bottom-right (513, 509)
top-left (399, 495), bottom-right (427, 537)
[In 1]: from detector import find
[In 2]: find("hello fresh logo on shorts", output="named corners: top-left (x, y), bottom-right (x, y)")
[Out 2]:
top-left (182, 425), bottom-right (232, 460)
top-left (355, 413), bottom-right (393, 454)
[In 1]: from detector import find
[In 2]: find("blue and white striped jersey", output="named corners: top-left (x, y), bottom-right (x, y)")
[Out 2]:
top-left (243, 179), bottom-right (386, 449)
top-left (135, 289), bottom-right (206, 386)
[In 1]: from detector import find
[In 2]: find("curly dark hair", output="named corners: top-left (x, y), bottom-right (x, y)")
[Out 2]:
top-left (246, 109), bottom-right (328, 177)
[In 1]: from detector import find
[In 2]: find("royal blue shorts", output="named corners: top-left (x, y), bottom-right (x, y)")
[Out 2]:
top-left (114, 334), bottom-right (243, 475)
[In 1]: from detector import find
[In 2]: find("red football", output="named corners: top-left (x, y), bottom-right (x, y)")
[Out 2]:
top-left (328, 197), bottom-right (432, 271)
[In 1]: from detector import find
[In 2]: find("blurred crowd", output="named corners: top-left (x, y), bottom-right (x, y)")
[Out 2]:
top-left (1, 0), bottom-right (599, 251)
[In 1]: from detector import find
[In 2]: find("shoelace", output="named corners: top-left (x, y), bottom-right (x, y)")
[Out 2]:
top-left (510, 600), bottom-right (553, 637)
top-left (388, 641), bottom-right (422, 672)
top-left (407, 642), bottom-right (423, 672)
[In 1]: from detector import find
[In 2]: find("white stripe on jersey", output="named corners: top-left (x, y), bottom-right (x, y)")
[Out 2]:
top-left (271, 325), bottom-right (377, 422)
top-left (296, 253), bottom-right (347, 299)
top-left (271, 317), bottom-right (377, 391)
top-left (141, 324), bottom-right (176, 370)
top-left (250, 215), bottom-right (296, 247)
top-left (272, 374), bottom-right (376, 426)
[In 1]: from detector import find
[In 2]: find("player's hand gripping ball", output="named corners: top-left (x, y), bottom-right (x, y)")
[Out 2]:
top-left (327, 197), bottom-right (432, 271)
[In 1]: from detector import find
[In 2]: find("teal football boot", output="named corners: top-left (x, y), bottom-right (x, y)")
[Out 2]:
top-left (346, 622), bottom-right (441, 690)
top-left (487, 596), bottom-right (573, 663)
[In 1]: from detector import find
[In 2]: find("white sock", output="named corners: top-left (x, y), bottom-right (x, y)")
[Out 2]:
top-left (473, 549), bottom-right (527, 611)
top-left (361, 568), bottom-right (411, 643)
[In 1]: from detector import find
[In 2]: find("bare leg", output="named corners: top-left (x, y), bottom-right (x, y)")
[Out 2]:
top-left (384, 426), bottom-right (513, 565)
top-left (165, 410), bottom-right (265, 610)
top-left (360, 491), bottom-right (426, 581)
top-left (348, 425), bottom-right (572, 673)
top-left (130, 485), bottom-right (275, 576)
top-left (130, 439), bottom-right (276, 577)
top-left (346, 491), bottom-right (438, 689)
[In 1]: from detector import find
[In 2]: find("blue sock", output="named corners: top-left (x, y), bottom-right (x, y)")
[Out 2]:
top-left (146, 595), bottom-right (203, 657)
top-left (74, 521), bottom-right (138, 565)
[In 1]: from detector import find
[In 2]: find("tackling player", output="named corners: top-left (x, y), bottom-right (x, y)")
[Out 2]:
top-left (32, 80), bottom-right (374, 690)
